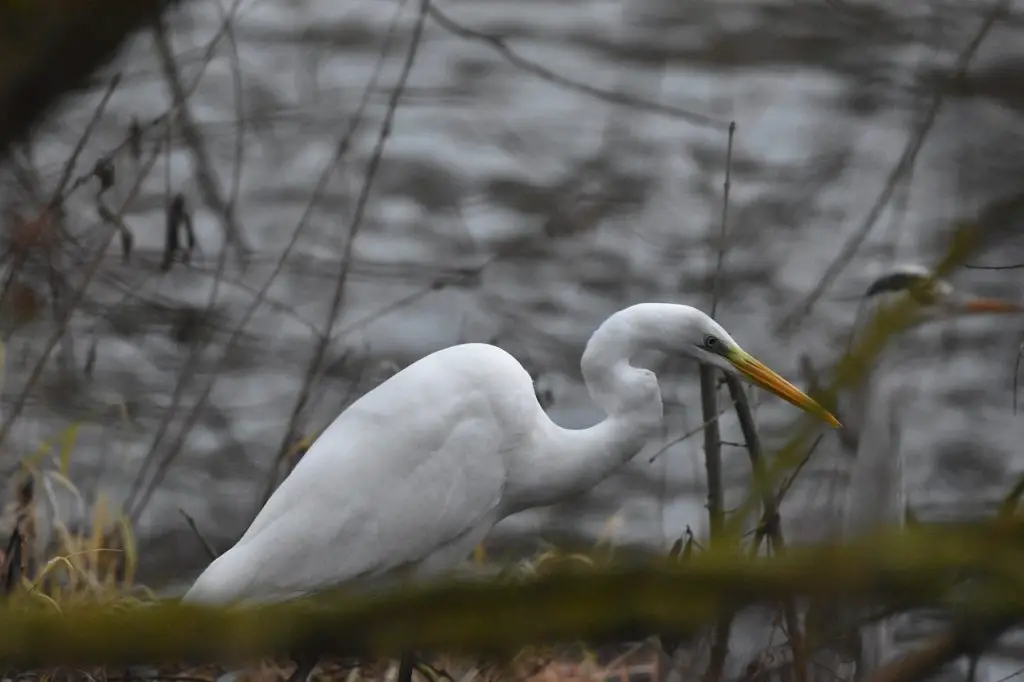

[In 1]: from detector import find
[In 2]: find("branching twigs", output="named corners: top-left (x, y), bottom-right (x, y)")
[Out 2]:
top-left (0, 142), bottom-right (165, 470)
top-left (649, 396), bottom-right (739, 464)
top-left (124, 0), bottom-right (411, 525)
top-left (123, 0), bottom-right (327, 520)
top-left (425, 3), bottom-right (724, 131)
top-left (149, 8), bottom-right (252, 264)
top-left (257, 0), bottom-right (428, 509)
top-left (0, 73), bottom-right (122, 350)
top-left (46, 73), bottom-right (122, 210)
top-left (776, 0), bottom-right (1010, 334)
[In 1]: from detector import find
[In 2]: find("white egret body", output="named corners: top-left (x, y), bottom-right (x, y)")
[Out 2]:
top-left (186, 303), bottom-right (838, 605)
top-left (839, 264), bottom-right (1022, 678)
top-left (183, 303), bottom-right (840, 682)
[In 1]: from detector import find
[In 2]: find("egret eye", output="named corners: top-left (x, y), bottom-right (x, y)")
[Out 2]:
top-left (703, 335), bottom-right (721, 351)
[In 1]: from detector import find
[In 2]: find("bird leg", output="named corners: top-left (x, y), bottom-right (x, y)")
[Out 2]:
top-left (285, 655), bottom-right (319, 682)
top-left (397, 651), bottom-right (417, 682)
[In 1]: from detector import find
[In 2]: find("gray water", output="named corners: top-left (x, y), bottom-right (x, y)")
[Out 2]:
top-left (2, 0), bottom-right (1024, 677)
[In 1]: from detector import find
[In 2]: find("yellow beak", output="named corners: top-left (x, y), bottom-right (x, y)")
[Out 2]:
top-left (726, 349), bottom-right (841, 428)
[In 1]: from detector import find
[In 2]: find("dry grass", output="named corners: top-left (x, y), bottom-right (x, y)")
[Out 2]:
top-left (0, 447), bottom-right (671, 682)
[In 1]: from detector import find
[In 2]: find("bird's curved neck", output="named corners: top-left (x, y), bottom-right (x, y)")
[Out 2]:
top-left (841, 296), bottom-right (910, 538)
top-left (503, 306), bottom-right (666, 513)
top-left (840, 297), bottom-right (903, 436)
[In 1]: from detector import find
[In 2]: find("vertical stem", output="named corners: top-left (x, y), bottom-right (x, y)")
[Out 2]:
top-left (701, 365), bottom-right (730, 682)
top-left (701, 367), bottom-right (724, 542)
top-left (727, 376), bottom-right (807, 682)
top-left (709, 122), bottom-right (735, 320)
top-left (703, 120), bottom-right (736, 682)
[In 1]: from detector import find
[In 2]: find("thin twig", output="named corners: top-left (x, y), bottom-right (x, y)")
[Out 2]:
top-left (702, 121), bottom-right (736, 682)
top-left (257, 0), bottom-right (428, 509)
top-left (708, 122), bottom-right (735, 320)
top-left (0, 143), bottom-right (165, 469)
top-left (798, 354), bottom-right (859, 453)
top-left (0, 73), bottom-right (121, 345)
top-left (425, 3), bottom-right (724, 131)
top-left (178, 508), bottom-right (220, 562)
top-left (124, 0), bottom-right (408, 523)
top-left (123, 0), bottom-right (246, 523)
top-left (648, 397), bottom-right (738, 464)
top-left (149, 9), bottom-right (252, 264)
top-left (774, 435), bottom-right (824, 505)
top-left (47, 73), bottom-right (122, 208)
top-left (964, 262), bottom-right (1024, 270)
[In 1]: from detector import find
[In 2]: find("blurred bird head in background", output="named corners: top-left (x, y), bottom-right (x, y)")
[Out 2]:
top-left (860, 262), bottom-right (1023, 328)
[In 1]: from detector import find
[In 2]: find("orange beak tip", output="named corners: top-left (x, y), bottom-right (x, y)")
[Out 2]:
top-left (963, 299), bottom-right (1024, 314)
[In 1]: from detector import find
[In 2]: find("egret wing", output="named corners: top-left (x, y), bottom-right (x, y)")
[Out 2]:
top-left (185, 358), bottom-right (520, 604)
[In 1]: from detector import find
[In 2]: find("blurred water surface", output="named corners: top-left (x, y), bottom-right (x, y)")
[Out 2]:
top-left (2, 0), bottom-right (1024, 673)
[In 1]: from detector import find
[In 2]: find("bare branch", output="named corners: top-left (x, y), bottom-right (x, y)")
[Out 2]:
top-left (0, 142), bottom-right (165, 469)
top-left (149, 8), bottom-right (253, 263)
top-left (426, 3), bottom-right (725, 131)
top-left (178, 508), bottom-right (220, 562)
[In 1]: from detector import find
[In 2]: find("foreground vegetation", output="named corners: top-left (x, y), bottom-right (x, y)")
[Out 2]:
top-left (2, 480), bottom-right (1024, 681)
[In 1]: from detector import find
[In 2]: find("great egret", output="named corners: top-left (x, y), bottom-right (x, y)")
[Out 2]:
top-left (183, 302), bottom-right (840, 681)
top-left (838, 264), bottom-right (1022, 678)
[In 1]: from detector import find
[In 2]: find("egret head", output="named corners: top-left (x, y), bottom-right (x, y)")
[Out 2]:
top-left (679, 310), bottom-right (842, 428)
top-left (862, 263), bottom-right (1024, 326)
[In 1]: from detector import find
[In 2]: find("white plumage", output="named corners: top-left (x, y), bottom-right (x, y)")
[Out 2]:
top-left (184, 303), bottom-right (839, 606)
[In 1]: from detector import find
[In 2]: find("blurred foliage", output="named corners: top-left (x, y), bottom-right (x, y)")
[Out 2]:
top-left (1, 519), bottom-right (1024, 669)
top-left (724, 221), bottom-right (989, 540)
top-left (0, 0), bottom-right (180, 158)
